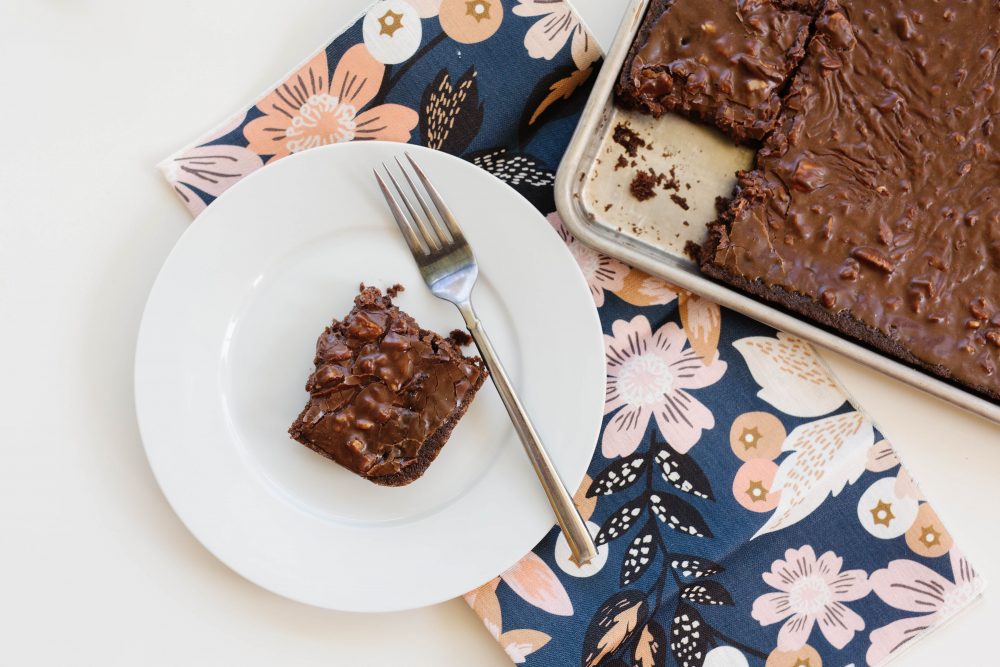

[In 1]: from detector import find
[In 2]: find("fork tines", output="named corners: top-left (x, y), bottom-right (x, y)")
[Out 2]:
top-left (374, 154), bottom-right (466, 257)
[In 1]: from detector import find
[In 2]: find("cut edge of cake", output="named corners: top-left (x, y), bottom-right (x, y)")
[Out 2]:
top-left (616, 0), bottom-right (821, 144)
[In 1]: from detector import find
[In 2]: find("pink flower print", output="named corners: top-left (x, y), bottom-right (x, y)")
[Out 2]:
top-left (603, 315), bottom-right (726, 458)
top-left (513, 0), bottom-right (600, 70)
top-left (548, 213), bottom-right (628, 307)
top-left (866, 550), bottom-right (984, 665)
top-left (159, 112), bottom-right (264, 216)
top-left (752, 545), bottom-right (871, 651)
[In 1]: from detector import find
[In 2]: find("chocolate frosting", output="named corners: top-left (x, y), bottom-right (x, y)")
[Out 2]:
top-left (628, 0), bottom-right (814, 141)
top-left (289, 287), bottom-right (483, 478)
top-left (711, 0), bottom-right (1000, 396)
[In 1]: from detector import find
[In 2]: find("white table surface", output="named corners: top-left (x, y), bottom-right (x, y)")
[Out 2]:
top-left (1, 1), bottom-right (997, 664)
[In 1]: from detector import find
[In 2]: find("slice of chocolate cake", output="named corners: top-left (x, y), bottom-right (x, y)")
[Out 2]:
top-left (702, 0), bottom-right (1000, 401)
top-left (289, 285), bottom-right (488, 486)
top-left (617, 0), bottom-right (816, 143)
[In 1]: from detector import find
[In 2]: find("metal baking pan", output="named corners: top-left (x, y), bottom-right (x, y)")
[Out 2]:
top-left (555, 0), bottom-right (1000, 424)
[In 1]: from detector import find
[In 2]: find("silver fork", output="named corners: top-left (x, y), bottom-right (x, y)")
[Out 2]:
top-left (374, 154), bottom-right (598, 567)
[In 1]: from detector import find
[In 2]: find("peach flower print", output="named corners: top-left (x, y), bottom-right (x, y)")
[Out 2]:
top-left (548, 213), bottom-right (628, 307)
top-left (865, 550), bottom-right (983, 665)
top-left (752, 545), bottom-right (871, 651)
top-left (244, 44), bottom-right (418, 160)
top-left (500, 552), bottom-right (573, 616)
top-left (603, 315), bottom-right (726, 458)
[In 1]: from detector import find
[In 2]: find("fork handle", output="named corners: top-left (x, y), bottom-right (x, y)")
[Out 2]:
top-left (459, 305), bottom-right (599, 567)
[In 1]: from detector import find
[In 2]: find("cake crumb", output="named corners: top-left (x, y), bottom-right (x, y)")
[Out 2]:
top-left (630, 171), bottom-right (658, 201)
top-left (613, 123), bottom-right (646, 157)
top-left (387, 283), bottom-right (405, 298)
top-left (670, 194), bottom-right (690, 210)
top-left (614, 155), bottom-right (629, 171)
top-left (684, 241), bottom-right (702, 261)
top-left (715, 195), bottom-right (733, 216)
top-left (448, 329), bottom-right (473, 346)
top-left (604, 204), bottom-right (613, 212)
top-left (629, 166), bottom-right (682, 202)
top-left (663, 166), bottom-right (680, 191)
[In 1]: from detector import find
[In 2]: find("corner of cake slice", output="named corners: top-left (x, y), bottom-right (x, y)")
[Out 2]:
top-left (618, 0), bottom-right (819, 143)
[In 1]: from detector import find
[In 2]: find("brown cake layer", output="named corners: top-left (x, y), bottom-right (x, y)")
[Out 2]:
top-left (702, 0), bottom-right (1000, 401)
top-left (617, 0), bottom-right (816, 143)
top-left (289, 286), bottom-right (487, 486)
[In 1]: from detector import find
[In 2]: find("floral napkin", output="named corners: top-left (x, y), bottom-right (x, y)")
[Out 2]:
top-left (160, 1), bottom-right (984, 666)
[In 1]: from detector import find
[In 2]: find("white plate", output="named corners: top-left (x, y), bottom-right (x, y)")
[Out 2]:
top-left (135, 142), bottom-right (605, 612)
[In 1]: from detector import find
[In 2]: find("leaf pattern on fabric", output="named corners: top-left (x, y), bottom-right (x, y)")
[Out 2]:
top-left (680, 581), bottom-right (734, 607)
top-left (466, 578), bottom-right (503, 639)
top-left (581, 592), bottom-right (647, 667)
top-left (595, 493), bottom-right (648, 547)
top-left (670, 556), bottom-right (724, 580)
top-left (420, 67), bottom-right (484, 153)
top-left (518, 65), bottom-right (593, 144)
top-left (634, 620), bottom-right (667, 667)
top-left (679, 294), bottom-right (721, 364)
top-left (615, 270), bottom-right (680, 308)
top-left (653, 442), bottom-right (713, 500)
top-left (574, 474), bottom-right (598, 522)
top-left (753, 411), bottom-right (874, 539)
top-left (468, 148), bottom-right (555, 187)
top-left (621, 518), bottom-right (658, 586)
top-left (501, 552), bottom-right (574, 617)
top-left (465, 574), bottom-right (556, 664)
top-left (670, 603), bottom-right (710, 667)
top-left (649, 492), bottom-right (712, 538)
top-left (588, 452), bottom-right (648, 498)
top-left (526, 66), bottom-right (593, 126)
top-left (500, 629), bottom-right (552, 664)
top-left (734, 333), bottom-right (847, 418)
